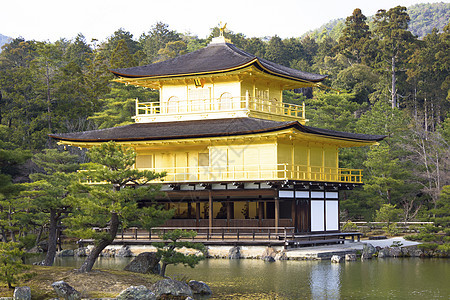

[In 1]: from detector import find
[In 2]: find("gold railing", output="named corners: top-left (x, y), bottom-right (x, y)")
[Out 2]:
top-left (136, 96), bottom-right (306, 119)
top-left (137, 164), bottom-right (362, 184)
top-left (79, 164), bottom-right (362, 184)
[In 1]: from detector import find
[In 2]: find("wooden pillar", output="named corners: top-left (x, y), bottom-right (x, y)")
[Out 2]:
top-left (208, 190), bottom-right (213, 235)
top-left (275, 197), bottom-right (279, 233)
top-left (187, 202), bottom-right (192, 219)
top-left (196, 202), bottom-right (200, 227)
top-left (291, 199), bottom-right (296, 232)
top-left (226, 202), bottom-right (232, 227)
top-left (258, 201), bottom-right (263, 227)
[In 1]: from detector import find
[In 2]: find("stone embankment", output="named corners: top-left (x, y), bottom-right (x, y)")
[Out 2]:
top-left (64, 237), bottom-right (446, 261)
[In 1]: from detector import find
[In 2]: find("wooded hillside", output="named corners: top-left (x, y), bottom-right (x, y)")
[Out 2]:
top-left (0, 5), bottom-right (449, 226)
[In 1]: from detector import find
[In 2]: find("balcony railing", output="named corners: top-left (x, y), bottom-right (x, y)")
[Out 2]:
top-left (80, 164), bottom-right (362, 184)
top-left (135, 96), bottom-right (306, 120)
top-left (138, 164), bottom-right (362, 184)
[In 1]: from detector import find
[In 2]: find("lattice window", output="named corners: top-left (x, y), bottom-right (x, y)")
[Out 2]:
top-left (198, 153), bottom-right (209, 166)
top-left (136, 155), bottom-right (153, 169)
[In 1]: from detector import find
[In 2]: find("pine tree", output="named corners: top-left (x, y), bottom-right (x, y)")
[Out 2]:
top-left (68, 141), bottom-right (170, 272)
top-left (0, 242), bottom-right (30, 289)
top-left (338, 8), bottom-right (371, 64)
top-left (21, 149), bottom-right (79, 266)
top-left (153, 229), bottom-right (205, 277)
top-left (373, 6), bottom-right (417, 108)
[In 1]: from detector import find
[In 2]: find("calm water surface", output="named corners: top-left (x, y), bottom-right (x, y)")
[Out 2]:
top-left (36, 256), bottom-right (449, 299)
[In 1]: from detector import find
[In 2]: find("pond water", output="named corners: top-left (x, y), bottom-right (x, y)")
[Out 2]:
top-left (30, 256), bottom-right (450, 299)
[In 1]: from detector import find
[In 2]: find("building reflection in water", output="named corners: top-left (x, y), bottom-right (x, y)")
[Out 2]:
top-left (310, 262), bottom-right (341, 299)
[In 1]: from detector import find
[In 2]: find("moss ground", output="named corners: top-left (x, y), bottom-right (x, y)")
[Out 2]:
top-left (0, 265), bottom-right (162, 299)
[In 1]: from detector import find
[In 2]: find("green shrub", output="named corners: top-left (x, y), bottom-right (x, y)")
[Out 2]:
top-left (408, 225), bottom-right (420, 233)
top-left (342, 221), bottom-right (358, 232)
top-left (444, 228), bottom-right (450, 236)
top-left (359, 226), bottom-right (370, 237)
top-left (418, 243), bottom-right (438, 251)
top-left (382, 223), bottom-right (399, 236)
top-left (442, 236), bottom-right (450, 243)
top-left (404, 234), bottom-right (420, 241)
top-left (422, 224), bottom-right (440, 233)
top-left (391, 240), bottom-right (403, 247)
top-left (437, 244), bottom-right (450, 253)
top-left (421, 234), bottom-right (438, 242)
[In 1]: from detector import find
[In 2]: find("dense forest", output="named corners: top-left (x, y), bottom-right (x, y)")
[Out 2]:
top-left (305, 2), bottom-right (449, 40)
top-left (0, 4), bottom-right (449, 238)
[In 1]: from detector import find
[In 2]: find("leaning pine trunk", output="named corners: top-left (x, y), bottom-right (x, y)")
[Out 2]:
top-left (43, 209), bottom-right (58, 266)
top-left (79, 212), bottom-right (119, 272)
top-left (160, 262), bottom-right (168, 278)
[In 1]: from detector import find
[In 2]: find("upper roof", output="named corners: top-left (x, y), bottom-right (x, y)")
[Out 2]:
top-left (110, 42), bottom-right (327, 83)
top-left (49, 118), bottom-right (385, 143)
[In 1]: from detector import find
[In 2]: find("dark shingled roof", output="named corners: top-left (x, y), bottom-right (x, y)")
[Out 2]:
top-left (49, 118), bottom-right (385, 143)
top-left (110, 43), bottom-right (327, 83)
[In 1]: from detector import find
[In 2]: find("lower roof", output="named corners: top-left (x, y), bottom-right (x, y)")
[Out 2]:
top-left (49, 118), bottom-right (385, 143)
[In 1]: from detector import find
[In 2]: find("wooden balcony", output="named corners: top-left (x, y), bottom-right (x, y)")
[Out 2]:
top-left (134, 96), bottom-right (306, 123)
top-left (140, 164), bottom-right (363, 184)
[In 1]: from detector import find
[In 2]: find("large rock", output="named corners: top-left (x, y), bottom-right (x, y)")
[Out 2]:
top-left (56, 249), bottom-right (74, 257)
top-left (402, 245), bottom-right (423, 257)
top-left (73, 247), bottom-right (89, 257)
top-left (275, 250), bottom-right (288, 261)
top-left (261, 247), bottom-right (276, 258)
top-left (345, 253), bottom-right (356, 261)
top-left (51, 281), bottom-right (81, 300)
top-left (124, 252), bottom-right (161, 274)
top-left (13, 286), bottom-right (31, 300)
top-left (262, 256), bottom-right (276, 262)
top-left (388, 246), bottom-right (403, 257)
top-left (188, 280), bottom-right (212, 295)
top-left (116, 245), bottom-right (133, 257)
top-left (27, 245), bottom-right (44, 254)
top-left (116, 285), bottom-right (156, 300)
top-left (361, 243), bottom-right (376, 260)
top-left (228, 246), bottom-right (241, 259)
top-left (331, 255), bottom-right (343, 263)
top-left (378, 247), bottom-right (390, 258)
top-left (150, 279), bottom-right (193, 299)
top-left (261, 247), bottom-right (276, 262)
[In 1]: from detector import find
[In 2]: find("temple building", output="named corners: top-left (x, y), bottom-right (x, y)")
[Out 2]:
top-left (50, 33), bottom-right (384, 235)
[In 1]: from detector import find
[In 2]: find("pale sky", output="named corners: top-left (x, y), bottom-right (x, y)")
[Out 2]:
top-left (1, 0), bottom-right (447, 42)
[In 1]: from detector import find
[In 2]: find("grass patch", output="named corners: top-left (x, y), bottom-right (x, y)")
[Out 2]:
top-left (0, 265), bottom-right (162, 299)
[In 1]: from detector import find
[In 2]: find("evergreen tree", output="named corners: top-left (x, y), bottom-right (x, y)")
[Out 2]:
top-left (140, 22), bottom-right (181, 63)
top-left (0, 242), bottom-right (30, 289)
top-left (373, 6), bottom-right (417, 108)
top-left (333, 64), bottom-right (379, 103)
top-left (68, 142), bottom-right (170, 272)
top-left (0, 127), bottom-right (32, 241)
top-left (21, 149), bottom-right (79, 266)
top-left (64, 33), bottom-right (92, 68)
top-left (153, 229), bottom-right (205, 277)
top-left (155, 40), bottom-right (187, 62)
top-left (337, 8), bottom-right (371, 64)
top-left (265, 36), bottom-right (289, 66)
top-left (110, 40), bottom-right (137, 69)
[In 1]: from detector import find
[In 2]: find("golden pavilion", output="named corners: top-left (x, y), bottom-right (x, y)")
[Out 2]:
top-left (50, 34), bottom-right (384, 235)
